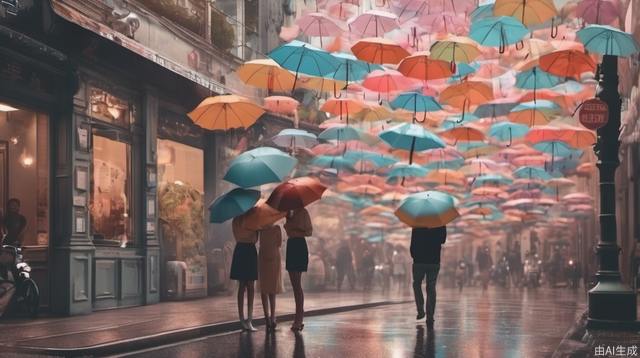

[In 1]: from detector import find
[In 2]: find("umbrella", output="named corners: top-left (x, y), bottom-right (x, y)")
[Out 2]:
top-left (440, 126), bottom-right (486, 143)
top-left (188, 95), bottom-right (265, 131)
top-left (266, 177), bottom-right (327, 211)
top-left (387, 163), bottom-right (429, 180)
top-left (493, 0), bottom-right (558, 27)
top-left (320, 98), bottom-right (365, 123)
top-left (224, 147), bottom-right (297, 188)
top-left (469, 16), bottom-right (529, 53)
top-left (394, 191), bottom-right (460, 228)
top-left (268, 40), bottom-right (340, 90)
top-left (236, 59), bottom-right (296, 93)
top-left (575, 0), bottom-right (620, 25)
top-left (515, 67), bottom-right (561, 102)
top-left (344, 151), bottom-right (398, 167)
top-left (472, 174), bottom-right (514, 187)
top-left (348, 10), bottom-right (400, 37)
top-left (330, 53), bottom-right (382, 86)
top-left (296, 12), bottom-right (344, 47)
top-left (352, 104), bottom-right (393, 121)
top-left (576, 25), bottom-right (640, 57)
top-left (311, 155), bottom-right (356, 172)
top-left (299, 77), bottom-right (347, 94)
top-left (539, 50), bottom-right (596, 79)
top-left (471, 2), bottom-right (496, 21)
top-left (351, 37), bottom-right (410, 65)
top-left (390, 92), bottom-right (443, 121)
top-left (474, 102), bottom-right (519, 119)
top-left (209, 188), bottom-right (261, 223)
top-left (379, 123), bottom-right (446, 164)
top-left (397, 52), bottom-right (454, 81)
top-left (362, 70), bottom-right (420, 102)
top-left (420, 13), bottom-right (469, 35)
top-left (242, 200), bottom-right (288, 231)
top-left (488, 122), bottom-right (530, 145)
top-left (449, 63), bottom-right (478, 81)
top-left (440, 81), bottom-right (493, 121)
top-left (425, 169), bottom-right (467, 186)
top-left (272, 128), bottom-right (318, 149)
top-left (264, 96), bottom-right (299, 116)
top-left (318, 125), bottom-right (362, 141)
top-left (341, 184), bottom-right (383, 195)
top-left (429, 36), bottom-right (481, 71)
top-left (513, 166), bottom-right (553, 180)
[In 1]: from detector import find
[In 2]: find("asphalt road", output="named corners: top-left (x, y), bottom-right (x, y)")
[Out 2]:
top-left (117, 287), bottom-right (585, 358)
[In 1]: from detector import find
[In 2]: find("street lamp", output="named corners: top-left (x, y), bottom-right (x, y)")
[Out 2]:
top-left (588, 54), bottom-right (637, 328)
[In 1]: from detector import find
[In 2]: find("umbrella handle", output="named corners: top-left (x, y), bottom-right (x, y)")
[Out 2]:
top-left (450, 61), bottom-right (456, 74)
top-left (515, 40), bottom-right (524, 51)
top-left (550, 18), bottom-right (558, 39)
top-left (334, 82), bottom-right (342, 98)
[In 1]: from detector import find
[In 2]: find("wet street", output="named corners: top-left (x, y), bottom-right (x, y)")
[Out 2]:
top-left (118, 287), bottom-right (585, 358)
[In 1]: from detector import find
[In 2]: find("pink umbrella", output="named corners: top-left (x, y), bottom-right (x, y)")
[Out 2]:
top-left (419, 13), bottom-right (468, 35)
top-left (264, 96), bottom-right (299, 116)
top-left (575, 0), bottom-right (621, 25)
top-left (328, 2), bottom-right (358, 20)
top-left (512, 155), bottom-right (550, 167)
top-left (362, 69), bottom-right (420, 102)
top-left (348, 10), bottom-right (400, 37)
top-left (296, 12), bottom-right (344, 47)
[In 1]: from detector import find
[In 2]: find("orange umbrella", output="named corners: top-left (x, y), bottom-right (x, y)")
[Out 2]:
top-left (188, 95), bottom-right (265, 131)
top-left (424, 169), bottom-right (466, 186)
top-left (360, 205), bottom-right (394, 216)
top-left (352, 103), bottom-right (393, 121)
top-left (397, 52), bottom-right (453, 81)
top-left (351, 38), bottom-right (410, 65)
top-left (242, 199), bottom-right (287, 231)
top-left (340, 184), bottom-right (383, 195)
top-left (298, 77), bottom-right (347, 94)
top-left (508, 109), bottom-right (551, 126)
top-left (440, 81), bottom-right (493, 110)
top-left (236, 59), bottom-right (296, 93)
top-left (264, 96), bottom-right (299, 116)
top-left (440, 126), bottom-right (486, 143)
top-left (320, 98), bottom-right (365, 123)
top-left (494, 0), bottom-right (558, 27)
top-left (471, 187), bottom-right (509, 199)
top-left (266, 177), bottom-right (327, 211)
top-left (512, 155), bottom-right (549, 167)
top-left (539, 50), bottom-right (596, 79)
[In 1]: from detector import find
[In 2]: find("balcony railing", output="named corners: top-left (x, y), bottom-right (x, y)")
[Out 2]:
top-left (137, 0), bottom-right (207, 36)
top-left (211, 6), bottom-right (259, 61)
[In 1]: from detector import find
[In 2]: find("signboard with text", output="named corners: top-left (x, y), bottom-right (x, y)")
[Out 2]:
top-left (579, 98), bottom-right (609, 130)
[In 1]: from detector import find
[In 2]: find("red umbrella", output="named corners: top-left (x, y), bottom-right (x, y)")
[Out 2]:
top-left (266, 177), bottom-right (327, 211)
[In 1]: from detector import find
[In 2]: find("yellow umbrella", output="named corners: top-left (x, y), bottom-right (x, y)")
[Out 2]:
top-left (235, 59), bottom-right (296, 92)
top-left (430, 36), bottom-right (481, 69)
top-left (188, 95), bottom-right (265, 131)
top-left (507, 109), bottom-right (550, 126)
top-left (298, 76), bottom-right (347, 94)
top-left (493, 0), bottom-right (558, 27)
top-left (353, 104), bottom-right (392, 121)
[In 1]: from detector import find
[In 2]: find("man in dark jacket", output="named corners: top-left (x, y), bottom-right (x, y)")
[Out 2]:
top-left (410, 226), bottom-right (446, 326)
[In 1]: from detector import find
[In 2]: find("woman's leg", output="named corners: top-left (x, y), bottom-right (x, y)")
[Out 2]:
top-left (261, 292), bottom-right (270, 326)
top-left (269, 294), bottom-right (276, 326)
top-left (237, 281), bottom-right (248, 329)
top-left (246, 281), bottom-right (257, 331)
top-left (288, 271), bottom-right (304, 327)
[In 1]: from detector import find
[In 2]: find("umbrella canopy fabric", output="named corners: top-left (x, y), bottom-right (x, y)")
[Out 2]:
top-left (209, 188), bottom-right (261, 223)
top-left (576, 25), bottom-right (640, 57)
top-left (311, 155), bottom-right (357, 171)
top-left (188, 95), bottom-right (265, 131)
top-left (394, 191), bottom-right (460, 228)
top-left (539, 50), bottom-right (596, 78)
top-left (429, 36), bottom-right (482, 66)
top-left (236, 59), bottom-right (296, 92)
top-left (398, 52), bottom-right (454, 81)
top-left (241, 200), bottom-right (288, 231)
top-left (387, 163), bottom-right (429, 179)
top-left (575, 0), bottom-right (621, 25)
top-left (348, 10), bottom-right (400, 37)
top-left (488, 122), bottom-right (530, 143)
top-left (296, 12), bottom-right (343, 46)
top-left (515, 67), bottom-right (561, 91)
top-left (474, 102), bottom-right (519, 119)
top-left (318, 126), bottom-right (362, 141)
top-left (513, 166), bottom-right (553, 180)
top-left (379, 123), bottom-right (446, 152)
top-left (268, 40), bottom-right (340, 79)
top-left (390, 92), bottom-right (443, 113)
top-left (266, 177), bottom-right (327, 211)
top-left (493, 0), bottom-right (557, 27)
top-left (351, 38), bottom-right (410, 65)
top-left (224, 147), bottom-right (297, 188)
top-left (469, 16), bottom-right (529, 50)
top-left (330, 53), bottom-right (382, 83)
top-left (272, 128), bottom-right (318, 149)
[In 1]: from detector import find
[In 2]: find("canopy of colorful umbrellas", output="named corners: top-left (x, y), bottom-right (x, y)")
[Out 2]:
top-left (197, 0), bottom-right (639, 243)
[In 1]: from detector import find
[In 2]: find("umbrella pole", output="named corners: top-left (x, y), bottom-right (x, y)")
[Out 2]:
top-left (409, 137), bottom-right (416, 164)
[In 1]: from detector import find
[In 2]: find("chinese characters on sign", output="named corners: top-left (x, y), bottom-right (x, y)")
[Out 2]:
top-left (579, 98), bottom-right (609, 130)
top-left (594, 344), bottom-right (639, 357)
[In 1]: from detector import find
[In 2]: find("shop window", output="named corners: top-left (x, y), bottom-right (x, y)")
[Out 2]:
top-left (90, 134), bottom-right (132, 247)
top-left (0, 105), bottom-right (49, 247)
top-left (89, 87), bottom-right (132, 127)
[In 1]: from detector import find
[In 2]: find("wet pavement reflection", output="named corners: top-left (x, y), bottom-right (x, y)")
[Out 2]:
top-left (120, 287), bottom-right (585, 358)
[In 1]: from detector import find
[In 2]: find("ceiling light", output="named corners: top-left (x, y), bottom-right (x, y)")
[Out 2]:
top-left (0, 103), bottom-right (19, 112)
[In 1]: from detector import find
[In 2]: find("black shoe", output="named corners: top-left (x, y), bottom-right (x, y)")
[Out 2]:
top-left (416, 311), bottom-right (426, 320)
top-left (426, 319), bottom-right (434, 328)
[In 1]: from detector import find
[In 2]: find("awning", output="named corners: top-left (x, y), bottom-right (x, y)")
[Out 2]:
top-left (50, 0), bottom-right (227, 94)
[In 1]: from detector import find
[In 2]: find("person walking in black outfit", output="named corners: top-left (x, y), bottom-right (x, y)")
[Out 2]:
top-left (410, 226), bottom-right (446, 327)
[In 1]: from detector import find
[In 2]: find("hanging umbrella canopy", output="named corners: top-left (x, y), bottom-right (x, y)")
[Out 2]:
top-left (513, 166), bottom-right (553, 180)
top-left (209, 188), bottom-right (261, 223)
top-left (398, 52), bottom-right (454, 81)
top-left (533, 140), bottom-right (580, 158)
top-left (440, 126), bottom-right (486, 143)
top-left (236, 59), bottom-right (297, 93)
top-left (576, 24), bottom-right (640, 57)
top-left (188, 95), bottom-right (265, 131)
top-left (272, 128), bottom-right (318, 149)
top-left (224, 147), bottom-right (298, 188)
top-left (440, 81), bottom-right (494, 111)
top-left (311, 155), bottom-right (357, 171)
top-left (299, 77), bottom-right (347, 94)
top-left (471, 2), bottom-right (496, 21)
top-left (539, 50), bottom-right (596, 79)
top-left (449, 63), bottom-right (478, 82)
top-left (351, 37), bottom-right (411, 65)
top-left (390, 92), bottom-right (443, 115)
top-left (341, 183), bottom-right (384, 195)
top-left (296, 12), bottom-right (344, 46)
top-left (424, 169), bottom-right (467, 186)
top-left (387, 163), bottom-right (429, 180)
top-left (430, 36), bottom-right (482, 67)
top-left (488, 122), bottom-right (530, 144)
top-left (345, 151), bottom-right (398, 167)
top-left (268, 40), bottom-right (341, 88)
top-left (575, 0), bottom-right (621, 25)
top-left (493, 0), bottom-right (558, 27)
top-left (515, 67), bottom-right (562, 96)
top-left (264, 96), bottom-right (299, 116)
top-left (320, 98), bottom-right (366, 122)
top-left (318, 125), bottom-right (363, 141)
top-left (472, 174), bottom-right (514, 187)
top-left (266, 176), bottom-right (327, 211)
top-left (348, 10), bottom-right (400, 37)
top-left (362, 69), bottom-right (420, 97)
top-left (379, 122), bottom-right (446, 151)
top-left (474, 102), bottom-right (519, 119)
top-left (394, 190), bottom-right (460, 228)
top-left (469, 16), bottom-right (529, 52)
top-left (330, 53), bottom-right (382, 83)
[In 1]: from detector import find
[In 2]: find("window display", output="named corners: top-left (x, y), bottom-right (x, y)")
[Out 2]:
top-left (90, 135), bottom-right (131, 247)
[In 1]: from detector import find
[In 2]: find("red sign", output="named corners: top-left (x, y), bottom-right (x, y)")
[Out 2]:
top-left (579, 98), bottom-right (609, 130)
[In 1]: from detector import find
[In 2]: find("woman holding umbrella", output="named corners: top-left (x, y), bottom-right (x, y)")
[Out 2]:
top-left (267, 177), bottom-right (327, 332)
top-left (230, 214), bottom-right (260, 332)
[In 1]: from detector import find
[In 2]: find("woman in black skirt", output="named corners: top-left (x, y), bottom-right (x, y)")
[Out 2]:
top-left (284, 207), bottom-right (313, 331)
top-left (230, 216), bottom-right (259, 331)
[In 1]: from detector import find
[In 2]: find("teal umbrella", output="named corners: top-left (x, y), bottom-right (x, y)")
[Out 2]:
top-left (224, 147), bottom-right (297, 188)
top-left (329, 53), bottom-right (382, 94)
top-left (344, 151), bottom-right (398, 167)
top-left (513, 166), bottom-right (553, 181)
top-left (387, 163), bottom-right (428, 180)
top-left (390, 92), bottom-right (442, 122)
top-left (469, 16), bottom-right (529, 53)
top-left (577, 24), bottom-right (640, 57)
top-left (318, 126), bottom-right (362, 141)
top-left (394, 191), bottom-right (460, 228)
top-left (448, 63), bottom-right (478, 82)
top-left (472, 174), bottom-right (513, 187)
top-left (511, 100), bottom-right (560, 114)
top-left (441, 114), bottom-right (481, 129)
top-left (423, 158), bottom-right (464, 170)
top-left (209, 188), bottom-right (261, 223)
top-left (379, 123), bottom-right (445, 164)
top-left (268, 40), bottom-right (341, 90)
top-left (470, 2), bottom-right (495, 21)
top-left (488, 122), bottom-right (530, 146)
top-left (533, 140), bottom-right (582, 167)
top-left (311, 155), bottom-right (356, 172)
top-left (474, 102), bottom-right (518, 119)
top-left (515, 67), bottom-right (561, 102)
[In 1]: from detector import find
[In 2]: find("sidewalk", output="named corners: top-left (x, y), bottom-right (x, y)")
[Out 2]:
top-left (0, 290), bottom-right (410, 356)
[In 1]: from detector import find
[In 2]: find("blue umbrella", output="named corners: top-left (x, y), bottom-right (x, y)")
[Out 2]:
top-left (394, 190), bottom-right (460, 228)
top-left (474, 102), bottom-right (518, 119)
top-left (387, 163), bottom-right (429, 180)
top-left (511, 99), bottom-right (560, 114)
top-left (224, 147), bottom-right (297, 188)
top-left (318, 126), bottom-right (362, 142)
top-left (441, 114), bottom-right (481, 129)
top-left (488, 122), bottom-right (530, 145)
top-left (534, 140), bottom-right (583, 167)
top-left (513, 166), bottom-right (553, 181)
top-left (577, 24), bottom-right (640, 57)
top-left (311, 155), bottom-right (356, 172)
top-left (268, 40), bottom-right (340, 89)
top-left (379, 123), bottom-right (445, 164)
top-left (472, 174), bottom-right (513, 187)
top-left (209, 188), bottom-right (261, 223)
top-left (469, 16), bottom-right (529, 53)
top-left (390, 92), bottom-right (442, 122)
top-left (449, 63), bottom-right (478, 82)
top-left (470, 2), bottom-right (495, 21)
top-left (330, 53), bottom-right (382, 85)
top-left (344, 151), bottom-right (398, 167)
top-left (515, 67), bottom-right (561, 102)
top-left (423, 158), bottom-right (464, 170)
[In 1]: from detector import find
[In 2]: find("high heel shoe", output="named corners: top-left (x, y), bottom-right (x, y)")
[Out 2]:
top-left (290, 323), bottom-right (304, 331)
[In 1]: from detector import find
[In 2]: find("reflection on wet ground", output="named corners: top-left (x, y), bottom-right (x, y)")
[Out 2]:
top-left (122, 287), bottom-right (585, 358)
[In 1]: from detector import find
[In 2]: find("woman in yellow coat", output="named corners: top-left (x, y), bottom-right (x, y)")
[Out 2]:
top-left (258, 224), bottom-right (283, 331)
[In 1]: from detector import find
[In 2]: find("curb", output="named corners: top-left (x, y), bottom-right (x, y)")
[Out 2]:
top-left (551, 310), bottom-right (589, 358)
top-left (1, 299), bottom-right (411, 357)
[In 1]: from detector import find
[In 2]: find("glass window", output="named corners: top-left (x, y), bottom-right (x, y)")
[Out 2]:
top-left (89, 87), bottom-right (132, 127)
top-left (0, 105), bottom-right (49, 247)
top-left (90, 135), bottom-right (132, 247)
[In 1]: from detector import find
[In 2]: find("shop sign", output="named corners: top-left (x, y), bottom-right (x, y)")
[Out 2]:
top-left (579, 98), bottom-right (609, 130)
top-left (0, 52), bottom-right (58, 99)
